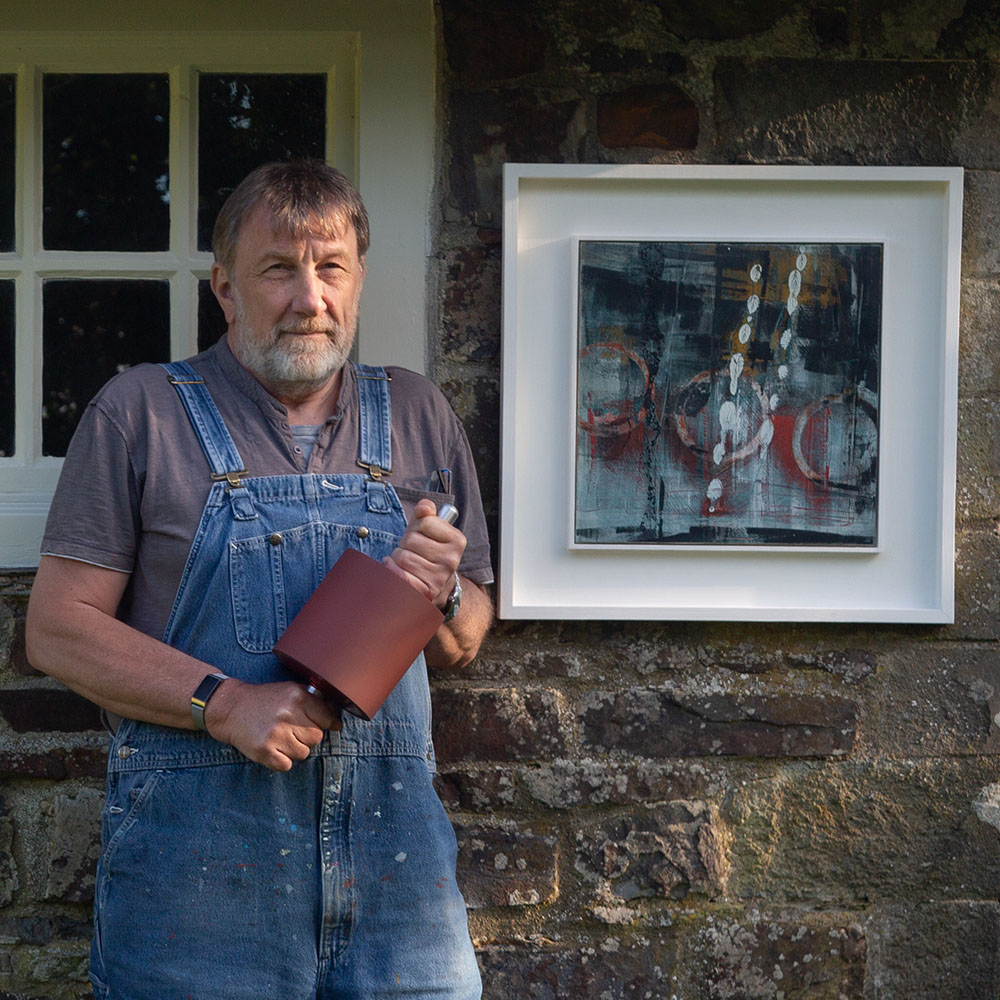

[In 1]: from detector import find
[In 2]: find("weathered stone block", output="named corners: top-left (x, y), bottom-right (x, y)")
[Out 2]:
top-left (864, 643), bottom-right (1000, 756)
top-left (953, 527), bottom-right (1000, 639)
top-left (432, 688), bottom-right (566, 762)
top-left (0, 748), bottom-right (106, 781)
top-left (726, 759), bottom-right (1000, 902)
top-left (441, 2), bottom-right (546, 82)
top-left (445, 89), bottom-right (584, 224)
top-left (963, 170), bottom-right (1000, 277)
top-left (575, 800), bottom-right (728, 904)
top-left (597, 83), bottom-right (699, 149)
top-left (865, 902), bottom-right (1000, 998)
top-left (0, 689), bottom-right (102, 734)
top-left (478, 937), bottom-right (678, 999)
top-left (959, 276), bottom-right (1000, 402)
top-left (436, 242), bottom-right (501, 364)
top-left (454, 824), bottom-right (557, 907)
top-left (523, 757), bottom-right (728, 810)
top-left (715, 59), bottom-right (1000, 167)
top-left (41, 789), bottom-right (102, 904)
top-left (654, 0), bottom-right (797, 42)
top-left (581, 687), bottom-right (857, 758)
top-left (0, 802), bottom-right (17, 907)
top-left (957, 396), bottom-right (1000, 522)
top-left (694, 909), bottom-right (866, 1000)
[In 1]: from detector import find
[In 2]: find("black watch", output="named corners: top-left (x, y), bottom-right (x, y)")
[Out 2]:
top-left (441, 573), bottom-right (462, 623)
top-left (191, 672), bottom-right (229, 731)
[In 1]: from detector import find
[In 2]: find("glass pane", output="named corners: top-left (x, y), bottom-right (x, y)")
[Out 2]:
top-left (0, 281), bottom-right (13, 456)
top-left (198, 74), bottom-right (326, 251)
top-left (197, 279), bottom-right (228, 352)
top-left (43, 74), bottom-right (169, 251)
top-left (0, 76), bottom-right (13, 252)
top-left (42, 280), bottom-right (170, 456)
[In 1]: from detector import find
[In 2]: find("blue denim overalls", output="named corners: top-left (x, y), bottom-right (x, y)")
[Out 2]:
top-left (90, 361), bottom-right (481, 1000)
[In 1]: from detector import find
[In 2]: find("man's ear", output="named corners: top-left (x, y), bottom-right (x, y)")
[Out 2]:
top-left (210, 263), bottom-right (237, 325)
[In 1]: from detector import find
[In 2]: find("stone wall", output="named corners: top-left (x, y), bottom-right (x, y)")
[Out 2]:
top-left (0, 1), bottom-right (999, 997)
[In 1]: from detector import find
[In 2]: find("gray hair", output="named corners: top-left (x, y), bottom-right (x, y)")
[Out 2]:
top-left (212, 160), bottom-right (370, 272)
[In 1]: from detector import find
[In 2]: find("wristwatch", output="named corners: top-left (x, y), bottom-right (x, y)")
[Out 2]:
top-left (191, 672), bottom-right (229, 731)
top-left (441, 573), bottom-right (462, 623)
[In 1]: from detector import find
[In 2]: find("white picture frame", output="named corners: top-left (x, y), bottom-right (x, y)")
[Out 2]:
top-left (499, 163), bottom-right (963, 622)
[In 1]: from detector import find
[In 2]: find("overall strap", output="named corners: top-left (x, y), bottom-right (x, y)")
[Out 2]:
top-left (354, 363), bottom-right (393, 480)
top-left (160, 361), bottom-right (248, 488)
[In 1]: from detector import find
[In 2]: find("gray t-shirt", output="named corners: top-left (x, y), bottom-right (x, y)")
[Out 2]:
top-left (42, 337), bottom-right (493, 642)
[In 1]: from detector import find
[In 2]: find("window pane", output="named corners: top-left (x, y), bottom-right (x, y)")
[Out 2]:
top-left (198, 74), bottom-right (326, 251)
top-left (0, 281), bottom-right (13, 456)
top-left (42, 280), bottom-right (170, 456)
top-left (43, 74), bottom-right (169, 251)
top-left (0, 75), bottom-right (14, 252)
top-left (198, 279), bottom-right (228, 352)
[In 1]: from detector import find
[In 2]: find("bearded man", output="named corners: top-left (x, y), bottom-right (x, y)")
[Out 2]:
top-left (26, 160), bottom-right (492, 1000)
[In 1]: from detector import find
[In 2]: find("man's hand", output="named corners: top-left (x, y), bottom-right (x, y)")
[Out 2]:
top-left (204, 678), bottom-right (342, 772)
top-left (382, 498), bottom-right (466, 607)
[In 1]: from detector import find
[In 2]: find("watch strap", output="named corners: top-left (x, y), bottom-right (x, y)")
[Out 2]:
top-left (191, 672), bottom-right (229, 731)
top-left (442, 573), bottom-right (462, 623)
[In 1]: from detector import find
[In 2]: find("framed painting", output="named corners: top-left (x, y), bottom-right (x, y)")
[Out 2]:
top-left (574, 239), bottom-right (882, 548)
top-left (500, 164), bottom-right (963, 621)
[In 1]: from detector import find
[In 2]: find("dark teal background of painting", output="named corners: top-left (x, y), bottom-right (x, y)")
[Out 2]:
top-left (575, 240), bottom-right (883, 545)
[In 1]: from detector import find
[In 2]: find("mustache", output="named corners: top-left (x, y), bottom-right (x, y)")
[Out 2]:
top-left (276, 321), bottom-right (341, 336)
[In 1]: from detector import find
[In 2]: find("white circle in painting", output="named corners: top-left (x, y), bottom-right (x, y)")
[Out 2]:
top-left (750, 264), bottom-right (763, 282)
top-left (738, 323), bottom-right (752, 344)
top-left (788, 269), bottom-right (802, 296)
top-left (796, 252), bottom-right (808, 271)
top-left (746, 294), bottom-right (760, 314)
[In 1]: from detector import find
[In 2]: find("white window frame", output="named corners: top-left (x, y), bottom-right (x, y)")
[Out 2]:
top-left (0, 12), bottom-right (436, 567)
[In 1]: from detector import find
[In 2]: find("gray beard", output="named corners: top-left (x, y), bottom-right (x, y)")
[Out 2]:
top-left (231, 304), bottom-right (354, 403)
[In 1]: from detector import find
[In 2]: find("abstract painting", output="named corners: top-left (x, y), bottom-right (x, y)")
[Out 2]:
top-left (575, 241), bottom-right (883, 546)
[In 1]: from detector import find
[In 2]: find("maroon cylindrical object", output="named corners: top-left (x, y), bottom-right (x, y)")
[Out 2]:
top-left (273, 548), bottom-right (444, 720)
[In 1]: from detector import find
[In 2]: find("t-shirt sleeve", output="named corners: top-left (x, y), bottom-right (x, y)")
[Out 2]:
top-left (448, 417), bottom-right (493, 587)
top-left (40, 397), bottom-right (141, 573)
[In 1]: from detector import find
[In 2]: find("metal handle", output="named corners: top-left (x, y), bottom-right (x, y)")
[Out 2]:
top-left (437, 503), bottom-right (459, 525)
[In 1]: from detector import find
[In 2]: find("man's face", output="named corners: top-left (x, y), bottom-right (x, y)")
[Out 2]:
top-left (211, 204), bottom-right (365, 399)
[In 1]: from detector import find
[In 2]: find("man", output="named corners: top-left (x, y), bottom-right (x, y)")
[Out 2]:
top-left (25, 161), bottom-right (493, 999)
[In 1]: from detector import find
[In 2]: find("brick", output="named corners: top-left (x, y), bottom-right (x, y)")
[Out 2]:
top-left (581, 688), bottom-right (857, 758)
top-left (576, 800), bottom-right (727, 903)
top-left (0, 690), bottom-right (102, 734)
top-left (960, 277), bottom-right (1000, 399)
top-left (432, 688), bottom-right (566, 763)
top-left (41, 789), bottom-right (102, 904)
top-left (585, 43), bottom-right (685, 76)
top-left (597, 83), bottom-right (699, 149)
top-left (454, 825), bottom-right (557, 907)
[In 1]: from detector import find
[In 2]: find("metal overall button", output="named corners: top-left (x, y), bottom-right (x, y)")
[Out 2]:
top-left (356, 526), bottom-right (369, 539)
top-left (269, 533), bottom-right (283, 546)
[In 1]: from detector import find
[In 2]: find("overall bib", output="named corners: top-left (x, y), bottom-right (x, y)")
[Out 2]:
top-left (90, 362), bottom-right (481, 1000)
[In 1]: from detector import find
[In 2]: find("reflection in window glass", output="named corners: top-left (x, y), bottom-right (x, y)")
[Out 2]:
top-left (0, 76), bottom-right (14, 252)
top-left (0, 282), bottom-right (13, 456)
top-left (198, 74), bottom-right (326, 251)
top-left (42, 280), bottom-right (170, 456)
top-left (198, 279), bottom-right (228, 353)
top-left (43, 74), bottom-right (169, 251)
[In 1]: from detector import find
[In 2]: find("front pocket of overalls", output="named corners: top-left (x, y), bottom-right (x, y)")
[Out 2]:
top-left (229, 520), bottom-right (401, 653)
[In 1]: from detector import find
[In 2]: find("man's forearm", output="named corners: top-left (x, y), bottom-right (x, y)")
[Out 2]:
top-left (424, 577), bottom-right (493, 670)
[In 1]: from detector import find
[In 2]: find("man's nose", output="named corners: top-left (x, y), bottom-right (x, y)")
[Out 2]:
top-left (291, 269), bottom-right (327, 315)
